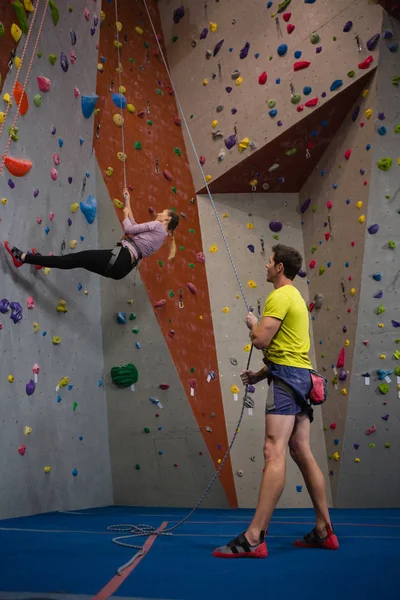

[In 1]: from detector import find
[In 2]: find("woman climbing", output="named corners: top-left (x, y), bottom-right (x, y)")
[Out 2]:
top-left (4, 189), bottom-right (180, 280)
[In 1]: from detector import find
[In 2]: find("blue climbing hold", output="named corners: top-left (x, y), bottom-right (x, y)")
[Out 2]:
top-left (58, 138), bottom-right (63, 148)
top-left (72, 468), bottom-right (78, 477)
top-left (57, 395), bottom-right (62, 403)
top-left (294, 50), bottom-right (302, 59)
top-left (277, 44), bottom-right (288, 56)
top-left (80, 194), bottom-right (97, 224)
top-left (345, 261), bottom-right (349, 267)
top-left (304, 0), bottom-right (317, 3)
top-left (378, 126), bottom-right (387, 136)
top-left (45, 227), bottom-right (50, 234)
top-left (327, 261), bottom-right (332, 268)
top-left (79, 138), bottom-right (84, 145)
top-left (346, 198), bottom-right (350, 204)
top-left (254, 52), bottom-right (260, 58)
top-left (311, 130), bottom-right (317, 136)
top-left (334, 439), bottom-right (339, 446)
top-left (389, 42), bottom-right (399, 53)
top-left (81, 94), bottom-right (99, 118)
top-left (276, 78), bottom-right (281, 84)
top-left (321, 120), bottom-right (328, 127)
top-left (366, 143), bottom-right (371, 150)
top-left (116, 312), bottom-right (127, 324)
top-left (247, 244), bottom-right (255, 253)
top-left (269, 109), bottom-right (277, 117)
top-left (112, 93), bottom-right (126, 109)
top-left (373, 290), bottom-right (383, 299)
top-left (136, 342), bottom-right (141, 349)
top-left (372, 273), bottom-right (382, 281)
top-left (303, 86), bottom-right (312, 95)
top-left (321, 169), bottom-right (326, 176)
top-left (267, 1), bottom-right (273, 7)
top-left (330, 79), bottom-right (343, 92)
top-left (78, 283), bottom-right (83, 290)
top-left (296, 485), bottom-right (303, 492)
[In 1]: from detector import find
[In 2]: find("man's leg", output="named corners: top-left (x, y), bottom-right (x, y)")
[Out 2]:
top-left (244, 414), bottom-right (296, 544)
top-left (289, 413), bottom-right (339, 549)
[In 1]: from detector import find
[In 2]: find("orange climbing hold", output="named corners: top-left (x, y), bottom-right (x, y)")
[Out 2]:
top-left (4, 156), bottom-right (33, 177)
top-left (13, 82), bottom-right (29, 116)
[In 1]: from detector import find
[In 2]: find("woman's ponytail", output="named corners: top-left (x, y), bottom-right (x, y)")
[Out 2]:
top-left (168, 231), bottom-right (176, 260)
top-left (167, 211), bottom-right (179, 260)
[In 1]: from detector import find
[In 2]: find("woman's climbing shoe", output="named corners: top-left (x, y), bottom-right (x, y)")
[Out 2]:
top-left (212, 531), bottom-right (267, 558)
top-left (4, 241), bottom-right (24, 267)
top-left (294, 524), bottom-right (339, 550)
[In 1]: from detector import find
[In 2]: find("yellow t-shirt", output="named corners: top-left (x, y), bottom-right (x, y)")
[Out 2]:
top-left (262, 284), bottom-right (312, 369)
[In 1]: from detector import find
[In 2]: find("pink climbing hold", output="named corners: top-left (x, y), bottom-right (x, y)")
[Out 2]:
top-left (199, 156), bottom-right (206, 166)
top-left (154, 299), bottom-right (166, 308)
top-left (287, 23), bottom-right (295, 34)
top-left (344, 149), bottom-right (352, 160)
top-left (51, 168), bottom-right (58, 181)
top-left (37, 76), bottom-right (51, 92)
top-left (309, 260), bottom-right (316, 269)
top-left (74, 87), bottom-right (80, 98)
top-left (189, 378), bottom-right (197, 389)
top-left (294, 61), bottom-right (311, 72)
top-left (282, 12), bottom-right (291, 22)
top-left (305, 97), bottom-right (318, 107)
top-left (336, 347), bottom-right (345, 369)
top-left (187, 282), bottom-right (197, 294)
top-left (327, 201), bottom-right (332, 209)
top-left (70, 51), bottom-right (77, 64)
top-left (196, 251), bottom-right (205, 263)
top-left (53, 154), bottom-right (60, 165)
top-left (173, 115), bottom-right (181, 126)
top-left (358, 55), bottom-right (373, 70)
top-left (163, 170), bottom-right (172, 181)
top-left (84, 7), bottom-right (90, 21)
top-left (168, 329), bottom-right (175, 338)
top-left (27, 296), bottom-right (35, 309)
top-left (18, 445), bottom-right (26, 456)
top-left (258, 71), bottom-right (267, 85)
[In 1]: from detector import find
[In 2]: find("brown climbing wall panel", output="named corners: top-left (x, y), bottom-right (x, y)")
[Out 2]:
top-left (94, 0), bottom-right (237, 507)
top-left (0, 2), bottom-right (19, 93)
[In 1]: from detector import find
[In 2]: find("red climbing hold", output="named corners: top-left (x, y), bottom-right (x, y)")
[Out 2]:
top-left (309, 260), bottom-right (316, 269)
top-left (159, 383), bottom-right (170, 390)
top-left (330, 423), bottom-right (337, 430)
top-left (163, 170), bottom-right (172, 181)
top-left (168, 329), bottom-right (175, 338)
top-left (282, 12), bottom-right (291, 22)
top-left (187, 282), bottom-right (197, 294)
top-left (294, 61), bottom-right (311, 71)
top-left (166, 86), bottom-right (174, 95)
top-left (258, 71), bottom-right (267, 85)
top-left (305, 97), bottom-right (318, 107)
top-left (336, 347), bottom-right (345, 368)
top-left (297, 105), bottom-right (304, 112)
top-left (4, 156), bottom-right (33, 177)
top-left (344, 149), bottom-right (352, 160)
top-left (327, 201), bottom-right (332, 209)
top-left (199, 155), bottom-right (206, 165)
top-left (309, 302), bottom-right (315, 312)
top-left (351, 241), bottom-right (355, 247)
top-left (154, 299), bottom-right (166, 308)
top-left (287, 23), bottom-right (295, 34)
top-left (358, 55), bottom-right (373, 70)
top-left (18, 445), bottom-right (26, 456)
top-left (325, 232), bottom-right (331, 241)
top-left (173, 115), bottom-right (181, 126)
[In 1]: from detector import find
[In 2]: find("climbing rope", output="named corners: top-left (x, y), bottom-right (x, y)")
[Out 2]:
top-left (0, 0), bottom-right (41, 142)
top-left (0, 0), bottom-right (50, 177)
top-left (107, 0), bottom-right (259, 574)
top-left (114, 0), bottom-right (127, 193)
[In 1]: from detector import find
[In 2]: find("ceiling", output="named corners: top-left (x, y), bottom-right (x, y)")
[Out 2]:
top-left (198, 72), bottom-right (374, 195)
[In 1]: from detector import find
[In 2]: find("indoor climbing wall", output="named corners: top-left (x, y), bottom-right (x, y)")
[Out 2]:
top-left (197, 192), bottom-right (330, 508)
top-left (337, 15), bottom-right (400, 507)
top-left (0, 1), bottom-right (112, 518)
top-left (158, 0), bottom-right (382, 193)
top-left (299, 72), bottom-right (377, 502)
top-left (94, 0), bottom-right (237, 507)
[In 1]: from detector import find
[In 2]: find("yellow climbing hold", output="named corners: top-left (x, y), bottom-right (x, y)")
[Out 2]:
top-left (222, 306), bottom-right (229, 313)
top-left (52, 336), bottom-right (62, 345)
top-left (250, 179), bottom-right (258, 188)
top-left (354, 458), bottom-right (360, 463)
top-left (70, 202), bottom-right (79, 213)
top-left (94, 108), bottom-right (101, 116)
top-left (203, 79), bottom-right (208, 86)
top-left (114, 198), bottom-right (124, 209)
top-left (205, 175), bottom-right (212, 182)
top-left (14, 56), bottom-right (21, 69)
top-left (3, 93), bottom-right (12, 106)
top-left (248, 280), bottom-right (257, 288)
top-left (362, 89), bottom-right (369, 98)
top-left (238, 137), bottom-right (250, 152)
top-left (127, 104), bottom-right (135, 113)
top-left (44, 466), bottom-right (51, 473)
top-left (8, 375), bottom-right (14, 383)
top-left (56, 299), bottom-right (68, 313)
top-left (212, 119), bottom-right (218, 128)
top-left (113, 114), bottom-right (124, 127)
top-left (58, 376), bottom-right (70, 388)
top-left (117, 152), bottom-right (127, 161)
top-left (0, 112), bottom-right (5, 124)
top-left (24, 426), bottom-right (32, 436)
top-left (365, 108), bottom-right (372, 119)
top-left (236, 77), bottom-right (243, 86)
top-left (231, 385), bottom-right (240, 394)
top-left (97, 63), bottom-right (104, 72)
top-left (359, 215), bottom-right (365, 223)
top-left (356, 201), bottom-right (363, 209)
top-left (246, 223), bottom-right (254, 229)
top-left (210, 22), bottom-right (217, 32)
top-left (11, 24), bottom-right (22, 43)
top-left (380, 353), bottom-right (386, 359)
top-left (243, 344), bottom-right (251, 352)
top-left (106, 167), bottom-right (114, 176)
top-left (24, 0), bottom-right (35, 11)
top-left (33, 321), bottom-right (40, 332)
top-left (378, 323), bottom-right (384, 328)
top-left (345, 339), bottom-right (350, 346)
top-left (43, 268), bottom-right (51, 276)
top-left (116, 21), bottom-right (122, 32)
top-left (222, 213), bottom-right (229, 218)
top-left (333, 452), bottom-right (340, 461)
top-left (70, 240), bottom-right (77, 249)
top-left (341, 388), bottom-right (348, 395)
top-left (114, 40), bottom-right (123, 49)
top-left (1, 197), bottom-right (7, 205)
top-left (135, 26), bottom-right (144, 35)
top-left (101, 10), bottom-right (105, 22)
top-left (209, 244), bottom-right (218, 252)
top-left (119, 85), bottom-right (126, 94)
top-left (350, 288), bottom-right (356, 297)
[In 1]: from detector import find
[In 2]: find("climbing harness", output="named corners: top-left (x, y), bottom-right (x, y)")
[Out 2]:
top-left (0, 0), bottom-right (50, 176)
top-left (106, 0), bottom-right (257, 574)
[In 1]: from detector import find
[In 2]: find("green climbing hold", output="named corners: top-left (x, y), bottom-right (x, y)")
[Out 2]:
top-left (394, 350), bottom-right (400, 360)
top-left (129, 313), bottom-right (136, 320)
top-left (73, 401), bottom-right (78, 412)
top-left (347, 70), bottom-right (355, 78)
top-left (132, 328), bottom-right (140, 334)
top-left (144, 41), bottom-right (150, 48)
top-left (135, 464), bottom-right (141, 470)
top-left (319, 266), bottom-right (326, 275)
top-left (174, 147), bottom-right (181, 156)
top-left (379, 383), bottom-right (389, 394)
top-left (144, 427), bottom-right (150, 433)
top-left (394, 124), bottom-right (400, 134)
top-left (312, 204), bottom-right (317, 213)
top-left (111, 363), bottom-right (139, 388)
top-left (8, 126), bottom-right (19, 142)
top-left (13, 0), bottom-right (29, 34)
top-left (179, 246), bottom-right (185, 251)
top-left (272, 234), bottom-right (279, 240)
top-left (189, 229), bottom-right (195, 234)
top-left (190, 114), bottom-right (194, 119)
top-left (37, 50), bottom-right (43, 58)
top-left (385, 443), bottom-right (391, 448)
top-left (158, 260), bottom-right (163, 267)
top-left (377, 304), bottom-right (386, 314)
top-left (189, 263), bottom-right (195, 269)
top-left (33, 94), bottom-right (42, 107)
top-left (311, 246), bottom-right (317, 254)
top-left (0, 22), bottom-right (5, 38)
top-left (333, 36), bottom-right (337, 41)
top-left (134, 141), bottom-right (142, 150)
top-left (377, 157), bottom-right (392, 171)
top-left (49, 0), bottom-right (60, 26)
top-left (310, 32), bottom-right (320, 44)
top-left (389, 240), bottom-right (396, 249)
top-left (147, 120), bottom-right (153, 126)
top-left (285, 148), bottom-right (297, 156)
top-left (190, 367), bottom-right (195, 373)
top-left (291, 94), bottom-right (301, 104)
top-left (394, 366), bottom-right (400, 376)
top-left (267, 99), bottom-right (276, 108)
top-left (172, 187), bottom-right (177, 193)
top-left (277, 0), bottom-right (292, 13)
top-left (49, 54), bottom-right (57, 65)
top-left (172, 36), bottom-right (178, 42)
top-left (321, 353), bottom-right (325, 358)
top-left (168, 290), bottom-right (175, 298)
top-left (156, 88), bottom-right (162, 95)
top-left (129, 58), bottom-right (134, 63)
top-left (392, 76), bottom-right (400, 86)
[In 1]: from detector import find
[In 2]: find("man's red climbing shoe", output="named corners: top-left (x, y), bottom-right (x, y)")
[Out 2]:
top-left (294, 525), bottom-right (339, 550)
top-left (212, 531), bottom-right (268, 558)
top-left (3, 241), bottom-right (24, 268)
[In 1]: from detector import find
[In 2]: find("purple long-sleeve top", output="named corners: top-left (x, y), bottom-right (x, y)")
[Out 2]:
top-left (121, 217), bottom-right (167, 259)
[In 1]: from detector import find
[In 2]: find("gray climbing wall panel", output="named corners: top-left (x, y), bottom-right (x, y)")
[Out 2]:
top-left (197, 193), bottom-right (331, 508)
top-left (336, 15), bottom-right (400, 508)
top-left (0, 1), bottom-right (112, 518)
top-left (95, 160), bottom-right (229, 509)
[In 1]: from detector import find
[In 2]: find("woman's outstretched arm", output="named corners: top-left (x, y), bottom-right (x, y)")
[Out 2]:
top-left (122, 188), bottom-right (134, 221)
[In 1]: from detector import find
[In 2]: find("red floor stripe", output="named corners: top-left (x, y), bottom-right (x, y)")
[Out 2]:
top-left (92, 521), bottom-right (168, 600)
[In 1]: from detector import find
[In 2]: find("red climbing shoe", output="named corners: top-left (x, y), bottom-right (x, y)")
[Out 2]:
top-left (294, 525), bottom-right (339, 550)
top-left (212, 531), bottom-right (268, 559)
top-left (3, 241), bottom-right (24, 267)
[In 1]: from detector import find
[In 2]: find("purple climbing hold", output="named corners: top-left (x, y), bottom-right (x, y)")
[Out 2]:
top-left (225, 134), bottom-right (237, 150)
top-left (384, 30), bottom-right (393, 39)
top-left (231, 108), bottom-right (237, 115)
top-left (374, 290), bottom-right (383, 299)
top-left (200, 28), bottom-right (208, 40)
top-left (392, 320), bottom-right (400, 328)
top-left (68, 218), bottom-right (72, 226)
top-left (366, 33), bottom-right (380, 51)
top-left (382, 414), bottom-right (389, 421)
top-left (360, 168), bottom-right (365, 175)
top-left (93, 16), bottom-right (98, 27)
top-left (378, 112), bottom-right (385, 121)
top-left (248, 385), bottom-right (256, 393)
top-left (70, 30), bottom-right (77, 45)
top-left (0, 299), bottom-right (10, 313)
top-left (8, 179), bottom-right (15, 189)
top-left (316, 46), bottom-right (322, 53)
top-left (226, 86), bottom-right (232, 93)
top-left (321, 91), bottom-right (327, 98)
top-left (90, 26), bottom-right (95, 36)
top-left (300, 198), bottom-right (311, 213)
top-left (51, 126), bottom-right (56, 135)
top-left (277, 120), bottom-right (283, 126)
top-left (213, 39), bottom-right (224, 57)
top-left (68, 177), bottom-right (73, 184)
top-left (247, 244), bottom-right (255, 253)
top-left (352, 106), bottom-right (360, 122)
top-left (33, 189), bottom-right (39, 197)
top-left (26, 379), bottom-right (36, 395)
top-left (338, 368), bottom-right (347, 381)
top-left (10, 302), bottom-right (23, 324)
top-left (173, 6), bottom-right (185, 24)
top-left (240, 41), bottom-right (250, 59)
top-left (354, 443), bottom-right (359, 450)
top-left (343, 325), bottom-right (347, 333)
top-left (343, 21), bottom-right (353, 32)
top-left (368, 224), bottom-right (379, 235)
top-left (60, 52), bottom-right (69, 73)
top-left (298, 269), bottom-right (306, 278)
top-left (269, 220), bottom-right (283, 233)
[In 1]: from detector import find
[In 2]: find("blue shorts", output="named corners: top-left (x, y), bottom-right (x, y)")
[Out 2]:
top-left (265, 363), bottom-right (313, 422)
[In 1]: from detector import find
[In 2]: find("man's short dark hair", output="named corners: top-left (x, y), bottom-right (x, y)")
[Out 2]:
top-left (272, 244), bottom-right (303, 280)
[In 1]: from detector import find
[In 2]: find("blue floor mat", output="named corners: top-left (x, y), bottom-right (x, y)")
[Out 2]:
top-left (0, 507), bottom-right (398, 600)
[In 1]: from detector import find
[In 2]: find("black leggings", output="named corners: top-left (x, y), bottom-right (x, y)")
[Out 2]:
top-left (24, 247), bottom-right (135, 280)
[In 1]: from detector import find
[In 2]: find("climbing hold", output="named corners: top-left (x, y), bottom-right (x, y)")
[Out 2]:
top-left (222, 307), bottom-right (229, 313)
top-left (378, 126), bottom-right (386, 136)
top-left (37, 76), bottom-right (51, 92)
top-left (368, 224), bottom-right (379, 235)
top-left (11, 23), bottom-right (22, 42)
top-left (269, 109), bottom-right (277, 118)
top-left (213, 39), bottom-right (224, 56)
top-left (377, 157), bottom-right (392, 171)
top-left (305, 97), bottom-right (318, 107)
top-left (366, 33), bottom-right (380, 51)
top-left (50, 168), bottom-right (58, 181)
top-left (389, 240), bottom-right (396, 249)
top-left (358, 55), bottom-right (373, 69)
top-left (27, 296), bottom-right (34, 310)
top-left (258, 72), bottom-right (267, 85)
top-left (330, 79), bottom-right (343, 92)
top-left (294, 61), bottom-right (311, 71)
top-left (379, 383), bottom-right (389, 395)
top-left (248, 280), bottom-right (257, 288)
top-left (81, 95), bottom-right (99, 119)
top-left (269, 220), bottom-right (282, 232)
top-left (173, 5), bottom-right (185, 23)
top-left (4, 157), bottom-right (33, 177)
top-left (359, 215), bottom-right (365, 223)
top-left (277, 44), bottom-right (288, 56)
top-left (111, 364), bottom-right (138, 388)
top-left (287, 24), bottom-right (295, 34)
top-left (13, 82), bottom-right (28, 116)
top-left (240, 42), bottom-right (250, 59)
top-left (310, 32), bottom-right (320, 44)
top-left (56, 299), bottom-right (68, 313)
top-left (163, 170), bottom-right (173, 181)
top-left (52, 336), bottom-right (62, 345)
top-left (26, 379), bottom-right (35, 396)
top-left (343, 20), bottom-right (353, 32)
top-left (187, 282), bottom-right (197, 295)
